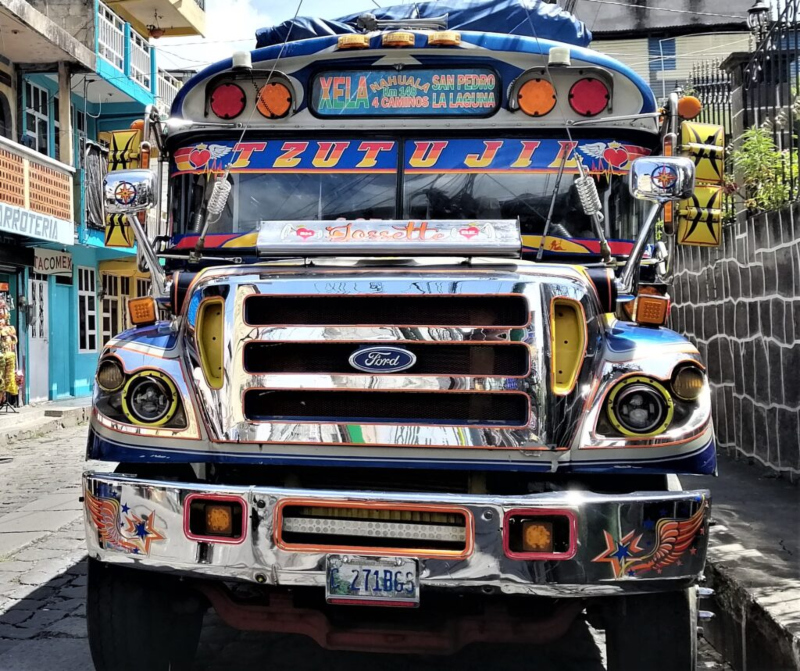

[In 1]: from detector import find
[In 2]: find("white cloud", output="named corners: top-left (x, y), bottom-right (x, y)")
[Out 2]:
top-left (156, 0), bottom-right (273, 71)
top-left (156, 0), bottom-right (371, 72)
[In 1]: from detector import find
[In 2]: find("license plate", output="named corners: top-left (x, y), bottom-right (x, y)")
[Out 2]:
top-left (326, 555), bottom-right (419, 607)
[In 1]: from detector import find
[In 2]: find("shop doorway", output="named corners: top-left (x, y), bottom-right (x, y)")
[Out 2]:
top-left (27, 275), bottom-right (49, 402)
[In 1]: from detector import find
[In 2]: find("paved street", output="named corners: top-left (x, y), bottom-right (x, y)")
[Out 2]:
top-left (0, 426), bottom-right (732, 670)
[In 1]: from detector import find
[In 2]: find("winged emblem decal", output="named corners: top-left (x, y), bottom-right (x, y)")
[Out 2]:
top-left (86, 489), bottom-right (166, 556)
top-left (592, 498), bottom-right (708, 578)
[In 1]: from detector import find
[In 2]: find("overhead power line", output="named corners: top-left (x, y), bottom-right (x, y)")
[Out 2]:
top-left (575, 0), bottom-right (747, 20)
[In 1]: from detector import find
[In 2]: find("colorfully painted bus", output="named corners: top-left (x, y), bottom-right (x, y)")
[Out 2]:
top-left (84, 3), bottom-right (725, 668)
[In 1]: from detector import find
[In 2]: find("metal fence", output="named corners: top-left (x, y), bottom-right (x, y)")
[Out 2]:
top-left (742, 0), bottom-right (800, 202)
top-left (688, 59), bottom-right (733, 136)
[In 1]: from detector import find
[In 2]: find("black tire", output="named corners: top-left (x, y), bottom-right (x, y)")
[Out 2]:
top-left (604, 588), bottom-right (697, 671)
top-left (87, 558), bottom-right (205, 671)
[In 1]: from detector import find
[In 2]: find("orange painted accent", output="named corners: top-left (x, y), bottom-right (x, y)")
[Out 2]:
top-left (274, 142), bottom-right (309, 168)
top-left (408, 141), bottom-right (448, 168)
top-left (229, 142), bottom-right (267, 169)
top-left (464, 141), bottom-right (504, 168)
top-left (273, 499), bottom-right (474, 559)
top-left (312, 142), bottom-right (351, 168)
top-left (356, 141), bottom-right (395, 168)
top-left (510, 141), bottom-right (542, 168)
top-left (548, 141), bottom-right (579, 169)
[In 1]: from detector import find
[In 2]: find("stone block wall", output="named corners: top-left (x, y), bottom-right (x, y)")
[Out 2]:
top-left (671, 203), bottom-right (800, 479)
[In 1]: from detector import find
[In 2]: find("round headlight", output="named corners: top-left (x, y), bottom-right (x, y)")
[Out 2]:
top-left (607, 376), bottom-right (673, 436)
top-left (672, 365), bottom-right (705, 401)
top-left (121, 371), bottom-right (178, 426)
top-left (97, 359), bottom-right (125, 392)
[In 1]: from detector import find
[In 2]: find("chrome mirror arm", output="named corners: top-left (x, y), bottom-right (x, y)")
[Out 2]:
top-left (124, 213), bottom-right (167, 298)
top-left (617, 201), bottom-right (662, 297)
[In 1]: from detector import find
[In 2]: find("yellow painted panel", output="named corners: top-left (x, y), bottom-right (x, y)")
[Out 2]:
top-left (197, 297), bottom-right (224, 390)
top-left (677, 185), bottom-right (723, 247)
top-left (551, 298), bottom-right (587, 396)
top-left (104, 214), bottom-right (135, 248)
top-left (680, 121), bottom-right (725, 184)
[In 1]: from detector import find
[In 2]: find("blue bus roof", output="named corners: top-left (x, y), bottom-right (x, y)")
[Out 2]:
top-left (255, 0), bottom-right (592, 49)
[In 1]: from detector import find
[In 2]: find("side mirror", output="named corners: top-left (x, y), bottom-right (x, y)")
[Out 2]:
top-left (629, 157), bottom-right (695, 203)
top-left (103, 169), bottom-right (156, 214)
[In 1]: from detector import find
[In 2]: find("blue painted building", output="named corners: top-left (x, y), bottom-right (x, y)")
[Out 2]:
top-left (0, 0), bottom-right (202, 404)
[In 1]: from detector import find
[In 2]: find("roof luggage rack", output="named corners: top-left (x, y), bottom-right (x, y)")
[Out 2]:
top-left (356, 12), bottom-right (448, 31)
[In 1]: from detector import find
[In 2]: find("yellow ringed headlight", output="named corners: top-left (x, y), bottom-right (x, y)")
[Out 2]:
top-left (606, 376), bottom-right (674, 437)
top-left (121, 370), bottom-right (179, 426)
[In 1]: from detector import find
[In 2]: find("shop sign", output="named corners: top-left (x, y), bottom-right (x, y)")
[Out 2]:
top-left (33, 248), bottom-right (73, 276)
top-left (0, 202), bottom-right (72, 245)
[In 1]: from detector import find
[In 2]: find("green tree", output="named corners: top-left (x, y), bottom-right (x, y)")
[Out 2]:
top-left (730, 127), bottom-right (797, 212)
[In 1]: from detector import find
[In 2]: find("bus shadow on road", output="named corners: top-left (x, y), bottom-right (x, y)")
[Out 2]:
top-left (193, 611), bottom-right (605, 671)
top-left (0, 561), bottom-right (604, 671)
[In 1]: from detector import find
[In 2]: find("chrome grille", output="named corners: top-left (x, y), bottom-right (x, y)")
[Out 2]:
top-left (243, 342), bottom-right (530, 377)
top-left (244, 294), bottom-right (529, 327)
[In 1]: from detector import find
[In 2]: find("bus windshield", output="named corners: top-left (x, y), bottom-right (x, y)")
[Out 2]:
top-left (170, 137), bottom-right (651, 246)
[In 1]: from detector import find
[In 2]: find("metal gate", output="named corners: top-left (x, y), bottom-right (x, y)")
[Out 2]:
top-left (27, 276), bottom-right (49, 402)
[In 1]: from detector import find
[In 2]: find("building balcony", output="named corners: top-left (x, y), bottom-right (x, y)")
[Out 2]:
top-left (96, 1), bottom-right (183, 111)
top-left (0, 135), bottom-right (75, 245)
top-left (104, 0), bottom-right (206, 38)
top-left (157, 70), bottom-right (182, 115)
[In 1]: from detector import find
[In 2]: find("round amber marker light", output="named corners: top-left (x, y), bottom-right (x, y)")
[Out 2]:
top-left (256, 82), bottom-right (292, 119)
top-left (517, 78), bottom-right (557, 117)
top-left (522, 521), bottom-right (553, 552)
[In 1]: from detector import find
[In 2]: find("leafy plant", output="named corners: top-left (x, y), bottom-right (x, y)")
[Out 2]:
top-left (729, 127), bottom-right (798, 212)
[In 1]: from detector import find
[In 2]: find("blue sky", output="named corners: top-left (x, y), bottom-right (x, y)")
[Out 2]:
top-left (159, 0), bottom-right (373, 70)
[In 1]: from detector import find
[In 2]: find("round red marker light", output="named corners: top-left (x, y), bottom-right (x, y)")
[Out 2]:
top-left (568, 78), bottom-right (610, 117)
top-left (210, 83), bottom-right (246, 120)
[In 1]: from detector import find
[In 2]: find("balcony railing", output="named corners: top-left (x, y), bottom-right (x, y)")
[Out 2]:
top-left (157, 70), bottom-right (182, 115)
top-left (97, 1), bottom-right (155, 95)
top-left (98, 2), bottom-right (125, 72)
top-left (130, 31), bottom-right (152, 90)
top-left (0, 135), bottom-right (75, 224)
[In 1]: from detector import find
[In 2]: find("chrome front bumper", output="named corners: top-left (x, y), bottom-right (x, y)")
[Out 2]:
top-left (84, 471), bottom-right (710, 597)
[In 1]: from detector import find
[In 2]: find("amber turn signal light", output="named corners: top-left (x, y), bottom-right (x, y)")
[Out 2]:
top-left (522, 520), bottom-right (554, 553)
top-left (185, 495), bottom-right (246, 544)
top-left (504, 510), bottom-right (577, 560)
top-left (634, 294), bottom-right (670, 326)
top-left (128, 296), bottom-right (157, 326)
top-left (517, 78), bottom-right (557, 117)
top-left (677, 95), bottom-right (703, 120)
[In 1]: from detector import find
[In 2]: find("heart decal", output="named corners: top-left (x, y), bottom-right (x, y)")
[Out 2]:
top-left (295, 227), bottom-right (315, 240)
top-left (459, 226), bottom-right (480, 239)
top-left (188, 148), bottom-right (212, 169)
top-left (603, 146), bottom-right (629, 168)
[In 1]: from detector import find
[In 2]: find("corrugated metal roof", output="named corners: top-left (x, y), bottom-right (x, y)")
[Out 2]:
top-left (574, 0), bottom-right (750, 37)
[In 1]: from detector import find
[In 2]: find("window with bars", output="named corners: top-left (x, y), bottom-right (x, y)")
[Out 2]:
top-left (101, 273), bottom-right (120, 347)
top-left (24, 82), bottom-right (50, 156)
top-left (136, 278), bottom-right (151, 297)
top-left (78, 267), bottom-right (97, 353)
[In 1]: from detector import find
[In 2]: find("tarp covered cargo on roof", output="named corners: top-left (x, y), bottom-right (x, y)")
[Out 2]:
top-left (255, 0), bottom-right (592, 50)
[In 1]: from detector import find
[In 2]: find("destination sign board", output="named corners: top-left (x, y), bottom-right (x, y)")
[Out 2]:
top-left (310, 68), bottom-right (500, 117)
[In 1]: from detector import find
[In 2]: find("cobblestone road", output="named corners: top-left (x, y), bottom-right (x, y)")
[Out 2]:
top-left (0, 426), bottom-right (732, 670)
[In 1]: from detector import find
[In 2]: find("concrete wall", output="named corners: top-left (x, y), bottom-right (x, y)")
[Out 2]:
top-left (671, 206), bottom-right (800, 480)
top-left (26, 0), bottom-right (95, 50)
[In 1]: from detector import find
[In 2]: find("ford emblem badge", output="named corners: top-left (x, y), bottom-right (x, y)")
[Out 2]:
top-left (349, 346), bottom-right (417, 373)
